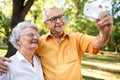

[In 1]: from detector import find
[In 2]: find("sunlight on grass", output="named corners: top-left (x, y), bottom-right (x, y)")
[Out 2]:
top-left (83, 52), bottom-right (120, 65)
top-left (0, 49), bottom-right (7, 56)
top-left (82, 69), bottom-right (120, 80)
top-left (82, 51), bottom-right (120, 80)
top-left (82, 61), bottom-right (120, 70)
top-left (0, 43), bottom-right (7, 56)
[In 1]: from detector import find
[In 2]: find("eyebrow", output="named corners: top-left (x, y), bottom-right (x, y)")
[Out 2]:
top-left (47, 14), bottom-right (63, 20)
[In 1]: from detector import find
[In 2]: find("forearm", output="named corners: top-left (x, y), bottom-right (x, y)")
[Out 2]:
top-left (94, 11), bottom-right (113, 49)
top-left (93, 31), bottom-right (110, 48)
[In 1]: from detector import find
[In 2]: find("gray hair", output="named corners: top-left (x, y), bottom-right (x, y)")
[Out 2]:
top-left (9, 21), bottom-right (39, 49)
top-left (42, 5), bottom-right (62, 21)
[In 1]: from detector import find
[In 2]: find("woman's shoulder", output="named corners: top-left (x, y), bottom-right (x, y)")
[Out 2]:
top-left (5, 55), bottom-right (18, 67)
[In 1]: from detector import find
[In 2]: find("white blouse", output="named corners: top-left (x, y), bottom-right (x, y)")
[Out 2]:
top-left (0, 51), bottom-right (44, 80)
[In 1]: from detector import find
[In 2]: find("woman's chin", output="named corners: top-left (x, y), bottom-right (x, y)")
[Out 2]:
top-left (31, 44), bottom-right (38, 49)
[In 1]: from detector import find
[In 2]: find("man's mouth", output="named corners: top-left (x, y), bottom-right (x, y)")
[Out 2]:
top-left (31, 40), bottom-right (38, 44)
top-left (55, 24), bottom-right (63, 28)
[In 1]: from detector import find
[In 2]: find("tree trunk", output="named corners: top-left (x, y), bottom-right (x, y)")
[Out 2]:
top-left (5, 0), bottom-right (34, 57)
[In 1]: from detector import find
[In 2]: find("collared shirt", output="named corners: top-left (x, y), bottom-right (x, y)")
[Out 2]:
top-left (37, 32), bottom-right (99, 80)
top-left (0, 51), bottom-right (44, 80)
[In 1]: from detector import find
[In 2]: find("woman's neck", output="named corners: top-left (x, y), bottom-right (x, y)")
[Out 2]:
top-left (19, 48), bottom-right (35, 66)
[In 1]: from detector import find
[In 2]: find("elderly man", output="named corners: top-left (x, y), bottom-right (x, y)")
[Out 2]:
top-left (0, 6), bottom-right (113, 80)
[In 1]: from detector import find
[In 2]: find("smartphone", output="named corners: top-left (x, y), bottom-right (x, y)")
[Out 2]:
top-left (84, 3), bottom-right (105, 19)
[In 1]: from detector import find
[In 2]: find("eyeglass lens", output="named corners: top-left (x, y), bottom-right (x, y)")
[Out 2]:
top-left (47, 14), bottom-right (64, 23)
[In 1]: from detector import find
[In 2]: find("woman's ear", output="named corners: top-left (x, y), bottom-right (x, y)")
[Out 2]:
top-left (16, 38), bottom-right (21, 45)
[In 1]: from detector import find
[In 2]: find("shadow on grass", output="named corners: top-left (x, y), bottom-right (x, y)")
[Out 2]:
top-left (82, 63), bottom-right (120, 74)
top-left (82, 53), bottom-right (120, 64)
top-left (0, 43), bottom-right (8, 49)
top-left (82, 75), bottom-right (104, 80)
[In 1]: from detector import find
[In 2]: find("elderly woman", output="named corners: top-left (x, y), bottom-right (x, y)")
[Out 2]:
top-left (0, 21), bottom-right (44, 80)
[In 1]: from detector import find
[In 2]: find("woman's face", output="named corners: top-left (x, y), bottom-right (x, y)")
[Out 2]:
top-left (18, 28), bottom-right (39, 50)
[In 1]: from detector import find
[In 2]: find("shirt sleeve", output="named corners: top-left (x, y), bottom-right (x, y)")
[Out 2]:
top-left (76, 33), bottom-right (99, 54)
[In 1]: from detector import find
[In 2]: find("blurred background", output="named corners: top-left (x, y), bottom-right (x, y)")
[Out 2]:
top-left (0, 0), bottom-right (120, 80)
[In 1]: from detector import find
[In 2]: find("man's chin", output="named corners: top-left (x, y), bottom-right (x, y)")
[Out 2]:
top-left (56, 28), bottom-right (64, 33)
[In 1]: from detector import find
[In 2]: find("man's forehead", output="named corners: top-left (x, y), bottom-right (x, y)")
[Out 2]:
top-left (46, 8), bottom-right (61, 14)
top-left (46, 8), bottom-right (62, 18)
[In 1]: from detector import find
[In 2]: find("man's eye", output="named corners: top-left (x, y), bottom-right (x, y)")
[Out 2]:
top-left (51, 17), bottom-right (56, 21)
top-left (58, 15), bottom-right (62, 18)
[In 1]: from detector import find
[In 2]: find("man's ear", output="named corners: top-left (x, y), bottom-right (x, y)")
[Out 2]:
top-left (44, 21), bottom-right (47, 26)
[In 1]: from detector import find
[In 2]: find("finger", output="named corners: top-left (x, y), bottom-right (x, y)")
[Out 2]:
top-left (99, 11), bottom-right (108, 19)
top-left (1, 57), bottom-right (12, 62)
top-left (0, 57), bottom-right (10, 73)
top-left (0, 62), bottom-right (9, 72)
top-left (98, 15), bottom-right (112, 27)
top-left (0, 68), bottom-right (8, 74)
top-left (103, 26), bottom-right (111, 34)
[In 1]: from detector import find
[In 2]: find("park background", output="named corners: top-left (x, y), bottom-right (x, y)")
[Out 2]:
top-left (0, 0), bottom-right (120, 80)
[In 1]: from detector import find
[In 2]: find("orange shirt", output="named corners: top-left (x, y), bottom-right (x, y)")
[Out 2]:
top-left (37, 32), bottom-right (99, 80)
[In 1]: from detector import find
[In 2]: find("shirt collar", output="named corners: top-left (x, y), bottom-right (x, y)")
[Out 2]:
top-left (15, 51), bottom-right (26, 62)
top-left (46, 31), bottom-right (69, 40)
top-left (15, 50), bottom-right (35, 62)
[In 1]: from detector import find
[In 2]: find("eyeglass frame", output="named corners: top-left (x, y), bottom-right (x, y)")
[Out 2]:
top-left (46, 14), bottom-right (64, 23)
top-left (19, 33), bottom-right (40, 39)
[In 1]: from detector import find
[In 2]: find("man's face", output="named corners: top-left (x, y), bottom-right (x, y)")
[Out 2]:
top-left (44, 8), bottom-right (65, 36)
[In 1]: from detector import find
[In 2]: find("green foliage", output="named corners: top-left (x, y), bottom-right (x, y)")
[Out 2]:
top-left (0, 10), bottom-right (10, 43)
top-left (64, 0), bottom-right (98, 35)
top-left (1, 0), bottom-right (120, 51)
top-left (107, 1), bottom-right (120, 51)
top-left (66, 0), bottom-right (120, 51)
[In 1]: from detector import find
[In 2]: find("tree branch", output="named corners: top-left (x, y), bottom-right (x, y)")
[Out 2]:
top-left (22, 0), bottom-right (34, 18)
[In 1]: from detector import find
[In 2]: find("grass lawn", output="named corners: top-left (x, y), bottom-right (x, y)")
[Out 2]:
top-left (0, 49), bottom-right (7, 56)
top-left (82, 52), bottom-right (120, 80)
top-left (0, 43), bottom-right (120, 80)
top-left (0, 43), bottom-right (7, 56)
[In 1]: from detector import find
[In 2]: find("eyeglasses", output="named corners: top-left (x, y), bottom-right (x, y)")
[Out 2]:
top-left (46, 14), bottom-right (64, 23)
top-left (20, 33), bottom-right (40, 38)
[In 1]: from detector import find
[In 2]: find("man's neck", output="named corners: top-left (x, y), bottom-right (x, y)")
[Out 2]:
top-left (52, 32), bottom-right (64, 43)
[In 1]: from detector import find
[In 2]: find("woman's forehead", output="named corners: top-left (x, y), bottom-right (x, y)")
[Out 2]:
top-left (21, 28), bottom-right (37, 33)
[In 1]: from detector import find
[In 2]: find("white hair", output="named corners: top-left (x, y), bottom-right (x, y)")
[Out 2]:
top-left (9, 21), bottom-right (39, 49)
top-left (42, 5), bottom-right (62, 21)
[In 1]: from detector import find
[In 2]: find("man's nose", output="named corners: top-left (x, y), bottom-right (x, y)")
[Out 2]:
top-left (33, 35), bottom-right (39, 39)
top-left (56, 18), bottom-right (61, 23)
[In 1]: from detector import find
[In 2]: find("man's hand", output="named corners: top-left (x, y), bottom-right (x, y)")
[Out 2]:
top-left (0, 57), bottom-right (11, 75)
top-left (94, 11), bottom-right (113, 48)
top-left (96, 11), bottom-right (113, 34)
